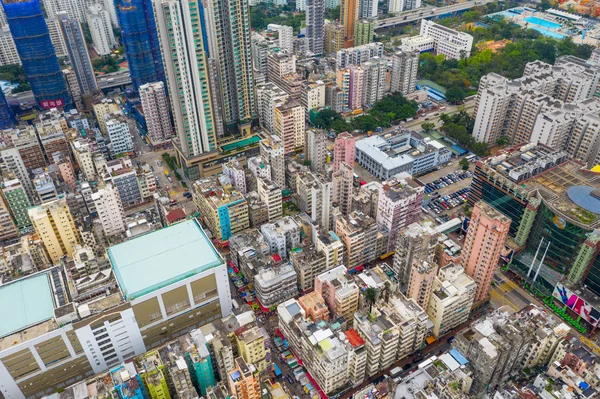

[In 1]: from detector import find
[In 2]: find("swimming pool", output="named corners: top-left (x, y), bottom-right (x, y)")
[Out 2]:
top-left (524, 16), bottom-right (562, 30)
top-left (530, 26), bottom-right (566, 39)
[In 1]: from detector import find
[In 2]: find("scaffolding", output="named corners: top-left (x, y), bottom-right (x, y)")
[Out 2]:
top-left (115, 0), bottom-right (165, 92)
top-left (3, 0), bottom-right (73, 109)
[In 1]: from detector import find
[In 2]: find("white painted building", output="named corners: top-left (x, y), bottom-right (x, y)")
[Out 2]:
top-left (0, 27), bottom-right (20, 66)
top-left (139, 81), bottom-right (172, 145)
top-left (92, 183), bottom-right (125, 237)
top-left (105, 112), bottom-right (134, 156)
top-left (87, 3), bottom-right (117, 56)
top-left (46, 18), bottom-right (67, 58)
top-left (267, 24), bottom-right (294, 53)
top-left (388, 0), bottom-right (420, 13)
top-left (419, 20), bottom-right (473, 59)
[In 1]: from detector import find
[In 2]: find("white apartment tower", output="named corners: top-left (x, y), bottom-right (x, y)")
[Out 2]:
top-left (0, 27), bottom-right (20, 66)
top-left (154, 0), bottom-right (217, 157)
top-left (87, 3), bottom-right (117, 56)
top-left (105, 112), bottom-right (134, 156)
top-left (92, 183), bottom-right (126, 237)
top-left (267, 24), bottom-right (294, 53)
top-left (139, 81), bottom-right (172, 145)
top-left (390, 50), bottom-right (419, 95)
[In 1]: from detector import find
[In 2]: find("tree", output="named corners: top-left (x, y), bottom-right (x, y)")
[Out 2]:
top-left (421, 122), bottom-right (435, 132)
top-left (365, 287), bottom-right (377, 313)
top-left (445, 87), bottom-right (467, 104)
top-left (496, 136), bottom-right (509, 145)
top-left (313, 109), bottom-right (343, 130)
top-left (459, 158), bottom-right (470, 171)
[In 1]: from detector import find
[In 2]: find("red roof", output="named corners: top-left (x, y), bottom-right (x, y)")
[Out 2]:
top-left (166, 209), bottom-right (186, 224)
top-left (345, 328), bottom-right (365, 347)
top-left (272, 253), bottom-right (282, 263)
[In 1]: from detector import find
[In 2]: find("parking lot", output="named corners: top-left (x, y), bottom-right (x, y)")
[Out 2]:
top-left (425, 186), bottom-right (470, 216)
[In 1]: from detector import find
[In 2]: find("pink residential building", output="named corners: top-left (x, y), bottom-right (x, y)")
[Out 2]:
top-left (298, 290), bottom-right (330, 322)
top-left (376, 175), bottom-right (424, 252)
top-left (53, 152), bottom-right (76, 191)
top-left (314, 265), bottom-right (360, 321)
top-left (462, 201), bottom-right (511, 303)
top-left (333, 132), bottom-right (356, 172)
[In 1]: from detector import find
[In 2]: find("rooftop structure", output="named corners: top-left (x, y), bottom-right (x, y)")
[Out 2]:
top-left (108, 219), bottom-right (222, 300)
top-left (0, 273), bottom-right (55, 338)
top-left (355, 130), bottom-right (451, 180)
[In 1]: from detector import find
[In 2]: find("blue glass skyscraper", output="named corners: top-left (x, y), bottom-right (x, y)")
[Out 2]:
top-left (115, 0), bottom-right (165, 92)
top-left (0, 89), bottom-right (15, 129)
top-left (2, 0), bottom-right (73, 110)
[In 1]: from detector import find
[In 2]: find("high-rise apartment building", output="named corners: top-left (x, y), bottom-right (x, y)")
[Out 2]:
top-left (306, 0), bottom-right (325, 55)
top-left (376, 176), bottom-right (424, 251)
top-left (325, 21), bottom-right (344, 54)
top-left (0, 26), bottom-right (20, 66)
top-left (260, 134), bottom-right (286, 189)
top-left (336, 42), bottom-right (384, 69)
top-left (87, 3), bottom-right (117, 56)
top-left (462, 202), bottom-right (511, 303)
top-left (333, 131), bottom-right (356, 172)
top-left (388, 0), bottom-right (420, 12)
top-left (58, 12), bottom-right (99, 99)
top-left (305, 129), bottom-right (328, 172)
top-left (337, 66), bottom-right (365, 110)
top-left (202, 0), bottom-right (256, 131)
top-left (1, 179), bottom-right (31, 229)
top-left (115, 0), bottom-right (165, 92)
top-left (332, 162), bottom-right (354, 215)
top-left (362, 59), bottom-right (387, 106)
top-left (406, 260), bottom-right (437, 309)
top-left (393, 221), bottom-right (440, 288)
top-left (274, 98), bottom-right (305, 154)
top-left (257, 177), bottom-right (283, 221)
top-left (296, 170), bottom-right (332, 230)
top-left (341, 0), bottom-right (359, 48)
top-left (257, 83), bottom-right (289, 135)
top-left (0, 190), bottom-right (17, 240)
top-left (234, 325), bottom-right (268, 372)
top-left (105, 112), bottom-right (134, 156)
top-left (193, 175), bottom-right (249, 243)
top-left (46, 18), bottom-right (67, 57)
top-left (427, 263), bottom-right (476, 337)
top-left (0, 146), bottom-right (36, 203)
top-left (92, 183), bottom-right (125, 237)
top-left (302, 80), bottom-right (326, 120)
top-left (359, 0), bottom-right (377, 18)
top-left (28, 197), bottom-right (80, 263)
top-left (267, 23), bottom-right (294, 53)
top-left (154, 0), bottom-right (217, 160)
top-left (0, 86), bottom-right (14, 129)
top-left (139, 81), bottom-right (172, 146)
top-left (336, 211), bottom-right (379, 268)
top-left (43, 0), bottom-right (88, 20)
top-left (314, 265), bottom-right (359, 320)
top-left (354, 19), bottom-right (375, 46)
top-left (390, 50), bottom-right (419, 95)
top-left (2, 0), bottom-right (73, 109)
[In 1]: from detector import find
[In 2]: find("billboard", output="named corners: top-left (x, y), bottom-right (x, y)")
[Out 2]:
top-left (40, 99), bottom-right (65, 109)
top-left (553, 283), bottom-right (600, 326)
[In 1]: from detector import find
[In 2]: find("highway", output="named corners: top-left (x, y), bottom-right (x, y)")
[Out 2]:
top-left (375, 0), bottom-right (497, 29)
top-left (97, 70), bottom-right (132, 90)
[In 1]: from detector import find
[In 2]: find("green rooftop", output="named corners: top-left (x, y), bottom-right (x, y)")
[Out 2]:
top-left (220, 135), bottom-right (261, 152)
top-left (108, 219), bottom-right (223, 300)
top-left (0, 273), bottom-right (55, 338)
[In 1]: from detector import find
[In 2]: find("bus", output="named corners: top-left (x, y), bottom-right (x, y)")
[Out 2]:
top-left (389, 367), bottom-right (402, 378)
